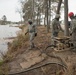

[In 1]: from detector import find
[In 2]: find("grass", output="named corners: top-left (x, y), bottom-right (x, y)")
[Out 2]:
top-left (0, 26), bottom-right (65, 74)
top-left (0, 32), bottom-right (29, 74)
top-left (0, 60), bottom-right (4, 66)
top-left (0, 64), bottom-right (10, 75)
top-left (4, 33), bottom-right (29, 62)
top-left (19, 24), bottom-right (27, 30)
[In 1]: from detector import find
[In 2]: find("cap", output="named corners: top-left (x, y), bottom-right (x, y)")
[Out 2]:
top-left (55, 14), bottom-right (60, 18)
top-left (28, 19), bottom-right (32, 22)
top-left (68, 12), bottom-right (74, 17)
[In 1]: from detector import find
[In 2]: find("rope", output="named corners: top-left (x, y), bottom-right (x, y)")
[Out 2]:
top-left (3, 43), bottom-right (68, 75)
top-left (8, 62), bottom-right (67, 75)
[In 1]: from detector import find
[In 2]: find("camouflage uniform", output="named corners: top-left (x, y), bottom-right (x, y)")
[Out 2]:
top-left (70, 18), bottom-right (76, 48)
top-left (27, 20), bottom-right (37, 49)
top-left (51, 14), bottom-right (63, 45)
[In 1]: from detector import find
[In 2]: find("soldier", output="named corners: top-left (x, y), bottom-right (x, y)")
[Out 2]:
top-left (25, 19), bottom-right (37, 49)
top-left (68, 12), bottom-right (76, 49)
top-left (51, 14), bottom-right (63, 45)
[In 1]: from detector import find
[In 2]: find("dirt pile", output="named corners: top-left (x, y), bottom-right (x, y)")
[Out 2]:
top-left (1, 26), bottom-right (76, 75)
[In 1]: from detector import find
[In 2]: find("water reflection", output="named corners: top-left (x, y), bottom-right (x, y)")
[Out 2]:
top-left (0, 39), bottom-right (8, 59)
top-left (0, 25), bottom-right (21, 38)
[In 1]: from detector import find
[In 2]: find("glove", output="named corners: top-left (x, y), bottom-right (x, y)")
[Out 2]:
top-left (70, 33), bottom-right (72, 35)
top-left (25, 32), bottom-right (28, 35)
top-left (35, 33), bottom-right (37, 36)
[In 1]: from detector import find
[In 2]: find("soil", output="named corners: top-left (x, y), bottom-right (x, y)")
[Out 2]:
top-left (1, 25), bottom-right (76, 75)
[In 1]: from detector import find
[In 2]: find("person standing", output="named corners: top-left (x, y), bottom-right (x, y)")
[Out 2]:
top-left (51, 14), bottom-right (63, 45)
top-left (68, 12), bottom-right (76, 49)
top-left (25, 19), bottom-right (37, 49)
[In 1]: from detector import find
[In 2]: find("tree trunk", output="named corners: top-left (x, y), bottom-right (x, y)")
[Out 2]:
top-left (32, 0), bottom-right (34, 22)
top-left (64, 0), bottom-right (69, 36)
top-left (37, 13), bottom-right (38, 26)
top-left (56, 0), bottom-right (62, 14)
top-left (44, 17), bottom-right (46, 27)
top-left (48, 0), bottom-right (51, 27)
top-left (46, 0), bottom-right (50, 32)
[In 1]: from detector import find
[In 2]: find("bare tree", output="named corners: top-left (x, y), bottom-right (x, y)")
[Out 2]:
top-left (64, 0), bottom-right (69, 36)
top-left (56, 0), bottom-right (62, 14)
top-left (16, 8), bottom-right (23, 24)
top-left (21, 0), bottom-right (63, 27)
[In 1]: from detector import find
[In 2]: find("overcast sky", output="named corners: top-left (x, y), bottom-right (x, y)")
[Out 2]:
top-left (0, 0), bottom-right (76, 22)
top-left (68, 0), bottom-right (76, 13)
top-left (0, 0), bottom-right (21, 22)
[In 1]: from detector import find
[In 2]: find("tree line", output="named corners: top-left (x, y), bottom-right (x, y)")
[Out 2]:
top-left (19, 0), bottom-right (69, 35)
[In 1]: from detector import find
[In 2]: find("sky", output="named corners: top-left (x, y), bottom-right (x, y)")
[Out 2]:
top-left (0, 0), bottom-right (21, 22)
top-left (68, 0), bottom-right (76, 13)
top-left (0, 0), bottom-right (76, 22)
top-left (60, 0), bottom-right (76, 20)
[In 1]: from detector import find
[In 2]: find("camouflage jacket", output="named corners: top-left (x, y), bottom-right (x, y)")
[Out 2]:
top-left (27, 23), bottom-right (37, 33)
top-left (51, 19), bottom-right (62, 34)
top-left (70, 18), bottom-right (76, 33)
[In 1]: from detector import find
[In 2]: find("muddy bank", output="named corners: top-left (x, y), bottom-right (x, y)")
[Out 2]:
top-left (1, 26), bottom-right (76, 75)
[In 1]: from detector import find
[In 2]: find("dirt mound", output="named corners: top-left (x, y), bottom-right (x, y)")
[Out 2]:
top-left (1, 26), bottom-right (76, 75)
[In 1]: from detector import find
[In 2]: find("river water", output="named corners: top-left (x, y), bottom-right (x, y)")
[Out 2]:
top-left (0, 24), bottom-right (21, 59)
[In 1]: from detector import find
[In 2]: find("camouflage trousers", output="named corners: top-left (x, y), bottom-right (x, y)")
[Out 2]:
top-left (29, 32), bottom-right (35, 48)
top-left (71, 31), bottom-right (76, 48)
top-left (51, 32), bottom-right (58, 45)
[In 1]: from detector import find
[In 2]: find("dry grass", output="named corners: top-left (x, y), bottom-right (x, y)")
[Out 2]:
top-left (0, 64), bottom-right (10, 75)
top-left (0, 26), bottom-right (65, 74)
top-left (19, 24), bottom-right (27, 30)
top-left (0, 32), bottom-right (29, 74)
top-left (3, 33), bottom-right (29, 63)
top-left (9, 34), bottom-right (29, 51)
